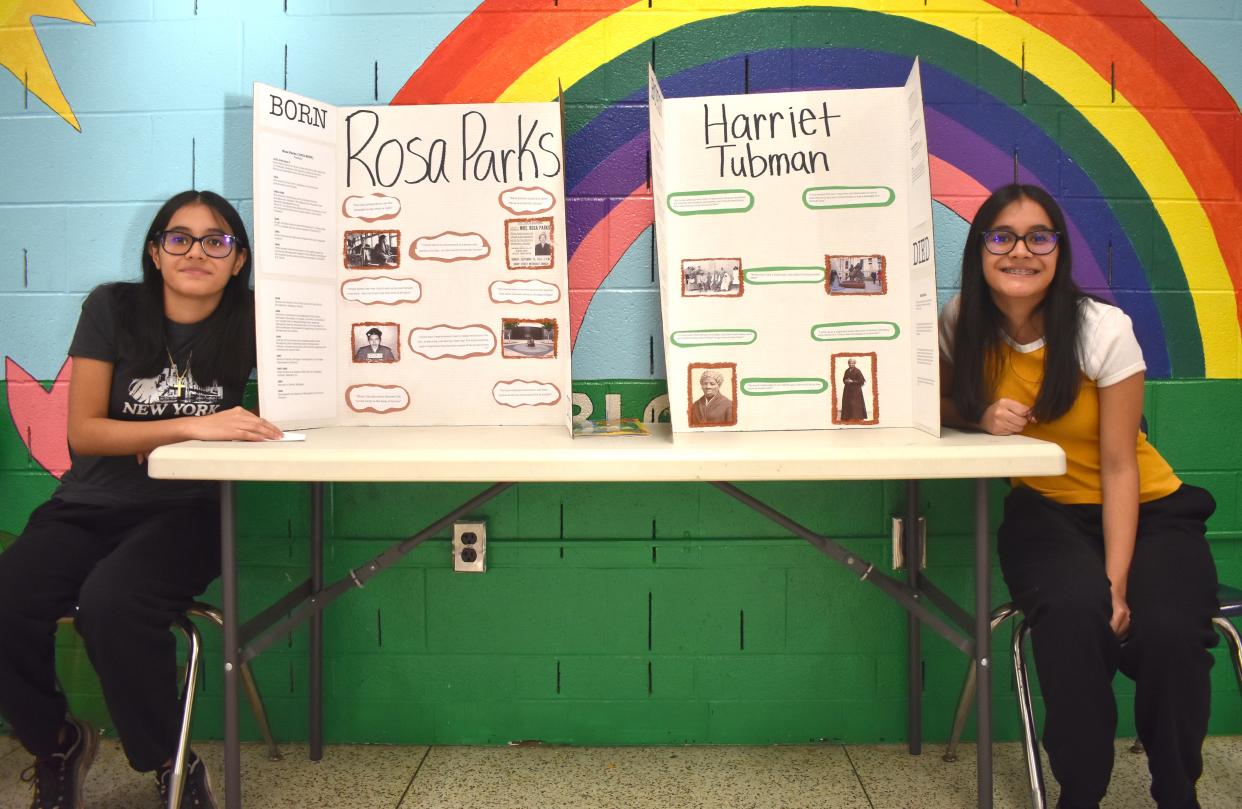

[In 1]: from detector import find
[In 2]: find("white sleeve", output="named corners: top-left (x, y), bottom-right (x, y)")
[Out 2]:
top-left (1082, 302), bottom-right (1146, 387)
top-left (938, 295), bottom-right (960, 361)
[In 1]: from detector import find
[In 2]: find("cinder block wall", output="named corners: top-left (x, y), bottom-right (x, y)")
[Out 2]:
top-left (1, 1), bottom-right (1240, 746)
top-left (4, 377), bottom-right (1238, 746)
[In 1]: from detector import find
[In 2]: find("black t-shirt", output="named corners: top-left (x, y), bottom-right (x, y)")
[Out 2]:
top-left (54, 285), bottom-right (248, 505)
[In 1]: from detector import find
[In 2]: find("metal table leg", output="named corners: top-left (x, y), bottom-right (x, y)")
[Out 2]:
top-left (906, 480), bottom-right (922, 755)
top-left (310, 483), bottom-right (324, 761)
top-left (221, 482), bottom-right (242, 809)
top-left (975, 479), bottom-right (993, 809)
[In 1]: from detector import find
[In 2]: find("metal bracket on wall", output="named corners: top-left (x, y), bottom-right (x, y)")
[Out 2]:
top-left (891, 516), bottom-right (927, 571)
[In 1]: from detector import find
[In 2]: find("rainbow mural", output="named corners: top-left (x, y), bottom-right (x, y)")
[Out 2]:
top-left (393, 0), bottom-right (1242, 381)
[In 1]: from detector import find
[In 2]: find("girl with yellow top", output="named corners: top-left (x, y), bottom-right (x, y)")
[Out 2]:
top-left (940, 184), bottom-right (1218, 809)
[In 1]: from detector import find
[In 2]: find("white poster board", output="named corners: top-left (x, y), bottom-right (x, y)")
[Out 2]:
top-left (252, 83), bottom-right (572, 431)
top-left (649, 62), bottom-right (940, 436)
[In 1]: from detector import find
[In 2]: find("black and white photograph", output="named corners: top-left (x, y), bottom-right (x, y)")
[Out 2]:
top-left (344, 229), bottom-right (400, 269)
top-left (681, 258), bottom-right (743, 297)
top-left (505, 217), bottom-right (555, 270)
top-left (501, 318), bottom-right (557, 358)
top-left (687, 363), bottom-right (737, 428)
top-left (826, 254), bottom-right (887, 295)
top-left (351, 322), bottom-right (400, 363)
top-left (831, 352), bottom-right (878, 425)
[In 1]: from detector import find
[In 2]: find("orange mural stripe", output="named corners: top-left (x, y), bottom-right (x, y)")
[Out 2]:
top-left (393, 10), bottom-right (529, 103)
top-left (395, 1), bottom-right (627, 104)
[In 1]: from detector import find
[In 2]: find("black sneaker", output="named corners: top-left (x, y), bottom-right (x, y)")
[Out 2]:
top-left (19, 716), bottom-right (98, 809)
top-left (156, 752), bottom-right (219, 809)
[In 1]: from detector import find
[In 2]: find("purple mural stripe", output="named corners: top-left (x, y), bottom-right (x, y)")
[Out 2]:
top-left (567, 132), bottom-right (649, 256)
top-left (925, 109), bottom-right (1108, 296)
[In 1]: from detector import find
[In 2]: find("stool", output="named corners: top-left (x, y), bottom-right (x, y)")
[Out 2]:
top-left (942, 585), bottom-right (1242, 809)
top-left (62, 601), bottom-right (281, 809)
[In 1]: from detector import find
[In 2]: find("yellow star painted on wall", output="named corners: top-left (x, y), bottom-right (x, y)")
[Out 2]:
top-left (0, 0), bottom-right (93, 131)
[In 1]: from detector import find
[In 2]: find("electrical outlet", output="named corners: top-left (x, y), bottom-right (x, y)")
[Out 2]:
top-left (453, 521), bottom-right (487, 573)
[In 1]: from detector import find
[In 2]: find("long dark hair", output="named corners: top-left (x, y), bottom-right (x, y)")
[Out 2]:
top-left (111, 190), bottom-right (255, 388)
top-left (951, 183), bottom-right (1085, 423)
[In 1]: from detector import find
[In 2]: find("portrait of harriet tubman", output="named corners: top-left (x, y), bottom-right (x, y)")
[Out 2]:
top-left (839, 358), bottom-right (868, 421)
top-left (691, 368), bottom-right (734, 425)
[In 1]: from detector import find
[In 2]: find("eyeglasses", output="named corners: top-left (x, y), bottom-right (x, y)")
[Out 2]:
top-left (156, 230), bottom-right (239, 259)
top-left (981, 229), bottom-right (1060, 256)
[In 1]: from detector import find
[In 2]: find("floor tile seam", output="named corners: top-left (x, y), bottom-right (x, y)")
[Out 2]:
top-left (395, 744), bottom-right (434, 807)
top-left (841, 745), bottom-right (876, 809)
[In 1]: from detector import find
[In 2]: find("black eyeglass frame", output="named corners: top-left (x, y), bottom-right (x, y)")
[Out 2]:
top-left (155, 230), bottom-right (241, 259)
top-left (980, 229), bottom-right (1061, 256)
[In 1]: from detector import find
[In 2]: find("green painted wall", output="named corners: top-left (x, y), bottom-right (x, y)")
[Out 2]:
top-left (2, 379), bottom-right (1239, 746)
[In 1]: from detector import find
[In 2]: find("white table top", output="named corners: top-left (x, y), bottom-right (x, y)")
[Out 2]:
top-left (147, 424), bottom-right (1064, 483)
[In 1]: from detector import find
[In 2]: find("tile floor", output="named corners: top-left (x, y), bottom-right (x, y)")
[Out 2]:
top-left (1, 732), bottom-right (1239, 808)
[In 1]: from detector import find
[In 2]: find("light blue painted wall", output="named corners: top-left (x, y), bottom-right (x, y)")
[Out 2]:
top-left (1142, 1), bottom-right (1242, 105)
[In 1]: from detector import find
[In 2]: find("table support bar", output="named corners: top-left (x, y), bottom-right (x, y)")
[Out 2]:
top-left (975, 478), bottom-right (993, 809)
top-left (220, 482), bottom-right (241, 809)
top-left (906, 480), bottom-right (922, 755)
top-left (238, 579), bottom-right (313, 648)
top-left (914, 575), bottom-right (976, 634)
top-left (710, 482), bottom-right (972, 656)
top-left (240, 482), bottom-right (514, 663)
top-left (310, 484), bottom-right (324, 761)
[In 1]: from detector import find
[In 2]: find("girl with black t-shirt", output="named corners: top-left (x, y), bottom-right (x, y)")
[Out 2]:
top-left (940, 184), bottom-right (1218, 809)
top-left (0, 190), bottom-right (282, 809)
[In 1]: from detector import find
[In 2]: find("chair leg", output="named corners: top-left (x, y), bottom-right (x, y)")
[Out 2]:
top-left (168, 614), bottom-right (203, 809)
top-left (942, 657), bottom-right (978, 763)
top-left (1012, 620), bottom-right (1046, 809)
top-left (943, 604), bottom-right (1021, 762)
top-left (1212, 615), bottom-right (1242, 705)
top-left (189, 604), bottom-right (283, 761)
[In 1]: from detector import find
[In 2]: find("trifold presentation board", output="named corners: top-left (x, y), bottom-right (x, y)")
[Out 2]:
top-left (252, 83), bottom-right (572, 431)
top-left (649, 61), bottom-right (940, 436)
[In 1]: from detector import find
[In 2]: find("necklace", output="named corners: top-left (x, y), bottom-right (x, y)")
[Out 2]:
top-left (1004, 344), bottom-right (1044, 386)
top-left (166, 347), bottom-right (192, 400)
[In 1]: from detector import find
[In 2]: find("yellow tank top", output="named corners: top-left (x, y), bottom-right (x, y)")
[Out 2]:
top-left (997, 344), bottom-right (1181, 504)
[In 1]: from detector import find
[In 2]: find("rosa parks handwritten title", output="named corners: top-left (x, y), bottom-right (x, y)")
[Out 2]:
top-left (342, 108), bottom-right (562, 187)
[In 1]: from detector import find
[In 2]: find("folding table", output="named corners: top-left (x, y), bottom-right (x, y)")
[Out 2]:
top-left (149, 423), bottom-right (1064, 809)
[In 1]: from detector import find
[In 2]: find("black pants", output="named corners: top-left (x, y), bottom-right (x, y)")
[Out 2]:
top-left (0, 496), bottom-right (220, 772)
top-left (997, 484), bottom-right (1219, 809)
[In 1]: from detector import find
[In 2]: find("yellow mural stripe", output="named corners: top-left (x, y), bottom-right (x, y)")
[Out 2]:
top-left (501, 0), bottom-right (1239, 377)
